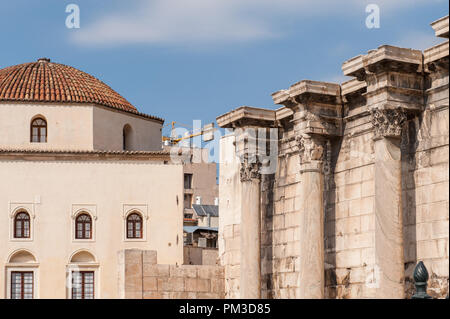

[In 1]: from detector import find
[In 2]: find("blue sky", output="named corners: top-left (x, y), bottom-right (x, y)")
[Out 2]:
top-left (0, 0), bottom-right (448, 136)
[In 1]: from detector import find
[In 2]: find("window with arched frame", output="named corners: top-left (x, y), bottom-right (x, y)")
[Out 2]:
top-left (30, 117), bottom-right (47, 143)
top-left (126, 213), bottom-right (143, 239)
top-left (123, 124), bottom-right (133, 151)
top-left (75, 214), bottom-right (92, 239)
top-left (14, 212), bottom-right (31, 238)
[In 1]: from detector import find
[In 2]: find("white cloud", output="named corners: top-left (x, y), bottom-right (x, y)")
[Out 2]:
top-left (71, 0), bottom-right (436, 47)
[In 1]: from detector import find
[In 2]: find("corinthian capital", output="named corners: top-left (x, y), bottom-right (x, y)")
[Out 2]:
top-left (296, 134), bottom-right (325, 164)
top-left (370, 108), bottom-right (407, 139)
top-left (240, 155), bottom-right (261, 182)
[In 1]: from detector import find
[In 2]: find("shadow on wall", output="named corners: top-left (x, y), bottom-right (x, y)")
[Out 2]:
top-left (261, 172), bottom-right (275, 299)
top-left (324, 137), bottom-right (341, 299)
top-left (402, 116), bottom-right (419, 298)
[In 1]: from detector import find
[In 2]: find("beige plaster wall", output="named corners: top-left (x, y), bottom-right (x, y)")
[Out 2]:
top-left (93, 106), bottom-right (163, 151)
top-left (0, 158), bottom-right (183, 299)
top-left (0, 102), bottom-right (94, 150)
top-left (0, 102), bottom-right (163, 152)
top-left (198, 216), bottom-right (219, 228)
top-left (183, 161), bottom-right (218, 207)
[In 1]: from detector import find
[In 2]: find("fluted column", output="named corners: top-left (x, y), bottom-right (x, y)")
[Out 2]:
top-left (296, 134), bottom-right (327, 299)
top-left (371, 107), bottom-right (407, 298)
top-left (239, 155), bottom-right (262, 299)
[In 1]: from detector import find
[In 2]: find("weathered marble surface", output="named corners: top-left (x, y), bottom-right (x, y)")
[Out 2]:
top-left (240, 178), bottom-right (261, 298)
top-left (298, 161), bottom-right (325, 298)
top-left (217, 14), bottom-right (448, 300)
top-left (373, 137), bottom-right (405, 298)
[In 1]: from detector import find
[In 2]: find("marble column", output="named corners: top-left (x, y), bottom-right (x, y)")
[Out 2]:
top-left (296, 134), bottom-right (326, 299)
top-left (239, 156), bottom-right (262, 299)
top-left (371, 108), bottom-right (406, 299)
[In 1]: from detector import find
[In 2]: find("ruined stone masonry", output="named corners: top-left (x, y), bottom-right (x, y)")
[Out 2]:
top-left (217, 15), bottom-right (449, 299)
top-left (119, 250), bottom-right (225, 299)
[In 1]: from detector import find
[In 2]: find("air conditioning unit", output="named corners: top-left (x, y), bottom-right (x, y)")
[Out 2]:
top-left (198, 238), bottom-right (207, 248)
top-left (196, 196), bottom-right (202, 205)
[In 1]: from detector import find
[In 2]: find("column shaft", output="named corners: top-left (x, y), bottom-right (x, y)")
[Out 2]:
top-left (240, 178), bottom-right (261, 299)
top-left (298, 162), bottom-right (325, 298)
top-left (374, 137), bottom-right (405, 298)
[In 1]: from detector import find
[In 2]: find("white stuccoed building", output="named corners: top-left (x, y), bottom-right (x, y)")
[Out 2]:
top-left (0, 58), bottom-right (185, 299)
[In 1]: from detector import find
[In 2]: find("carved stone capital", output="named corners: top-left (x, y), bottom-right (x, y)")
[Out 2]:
top-left (296, 134), bottom-right (325, 164)
top-left (240, 155), bottom-right (261, 182)
top-left (370, 108), bottom-right (407, 139)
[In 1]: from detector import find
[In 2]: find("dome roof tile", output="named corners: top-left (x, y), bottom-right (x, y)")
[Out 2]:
top-left (0, 58), bottom-right (138, 113)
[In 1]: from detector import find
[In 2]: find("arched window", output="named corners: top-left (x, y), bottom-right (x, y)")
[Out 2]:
top-left (126, 213), bottom-right (143, 239)
top-left (69, 250), bottom-right (96, 299)
top-left (14, 212), bottom-right (30, 238)
top-left (123, 124), bottom-right (133, 151)
top-left (30, 117), bottom-right (47, 143)
top-left (75, 214), bottom-right (92, 239)
top-left (8, 250), bottom-right (37, 299)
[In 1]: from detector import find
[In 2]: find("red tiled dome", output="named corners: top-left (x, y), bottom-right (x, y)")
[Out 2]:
top-left (0, 58), bottom-right (137, 112)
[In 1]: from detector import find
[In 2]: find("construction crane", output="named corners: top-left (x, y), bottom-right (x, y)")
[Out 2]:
top-left (162, 121), bottom-right (216, 145)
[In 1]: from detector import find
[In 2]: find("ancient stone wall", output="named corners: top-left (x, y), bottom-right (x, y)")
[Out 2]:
top-left (118, 249), bottom-right (224, 299)
top-left (324, 129), bottom-right (377, 298)
top-left (218, 15), bottom-right (448, 299)
top-left (402, 41), bottom-right (449, 298)
top-left (261, 126), bottom-right (303, 299)
top-left (403, 107), bottom-right (449, 298)
top-left (184, 246), bottom-right (219, 265)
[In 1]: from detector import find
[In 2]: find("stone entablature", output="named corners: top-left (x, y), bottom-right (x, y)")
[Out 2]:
top-left (430, 15), bottom-right (449, 38)
top-left (342, 45), bottom-right (423, 80)
top-left (216, 106), bottom-right (276, 129)
top-left (343, 45), bottom-right (425, 114)
top-left (424, 41), bottom-right (449, 66)
top-left (272, 80), bottom-right (343, 138)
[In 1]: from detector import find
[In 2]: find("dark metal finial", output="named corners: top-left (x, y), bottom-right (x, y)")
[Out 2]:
top-left (413, 261), bottom-right (429, 282)
top-left (412, 261), bottom-right (432, 299)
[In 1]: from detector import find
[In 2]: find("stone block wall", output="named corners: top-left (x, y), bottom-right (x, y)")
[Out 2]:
top-left (402, 76), bottom-right (449, 298)
top-left (184, 246), bottom-right (219, 265)
top-left (218, 16), bottom-right (448, 299)
top-left (118, 249), bottom-right (225, 299)
top-left (261, 126), bottom-right (303, 299)
top-left (324, 128), bottom-right (377, 299)
top-left (257, 102), bottom-right (381, 299)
